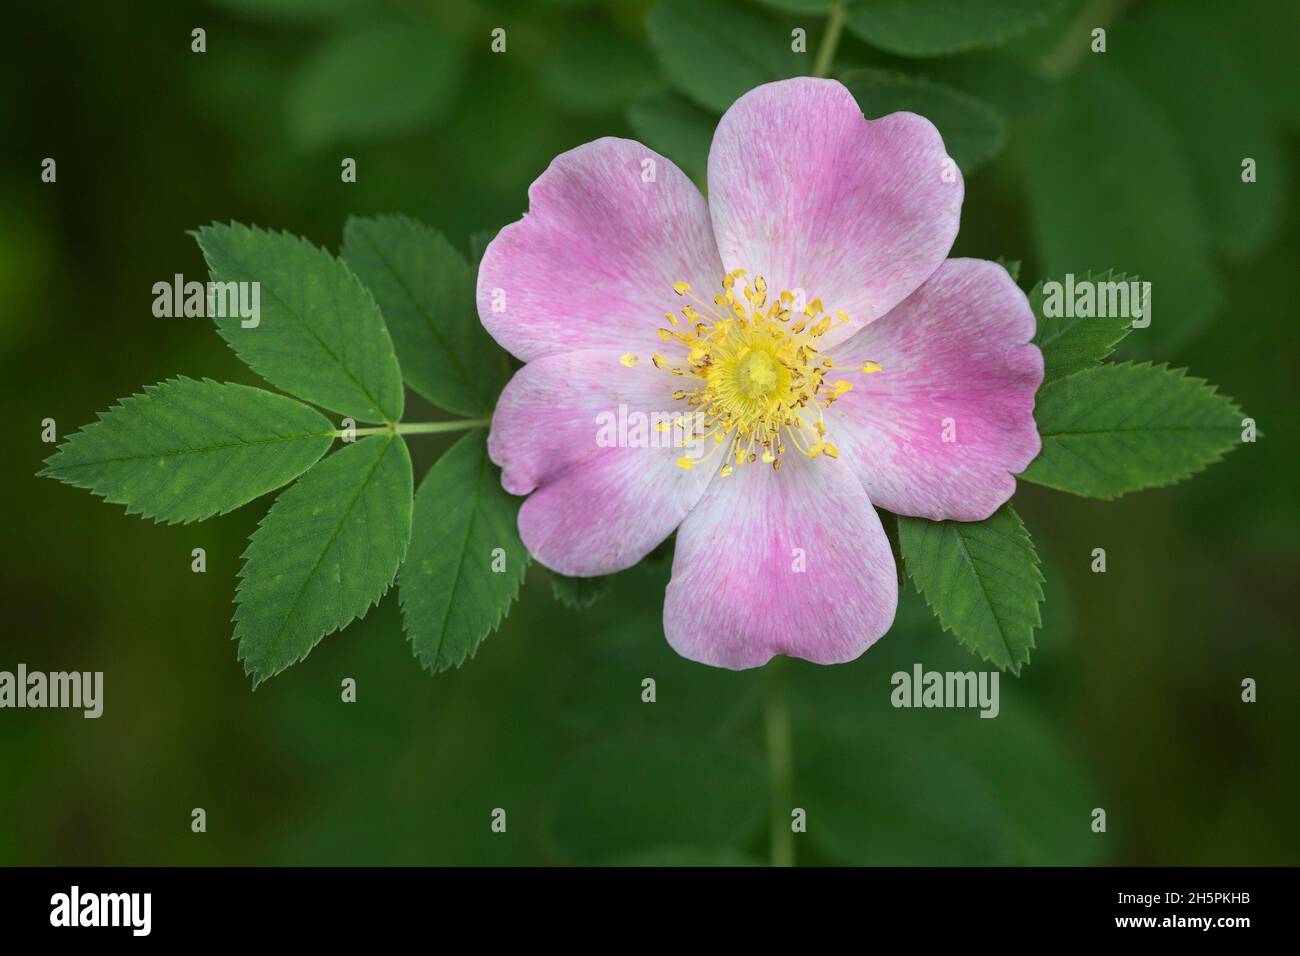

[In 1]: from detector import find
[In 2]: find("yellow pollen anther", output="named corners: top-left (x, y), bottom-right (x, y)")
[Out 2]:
top-left (652, 274), bottom-right (882, 478)
top-left (619, 354), bottom-right (639, 368)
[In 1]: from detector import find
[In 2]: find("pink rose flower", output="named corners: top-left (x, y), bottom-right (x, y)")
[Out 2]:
top-left (478, 77), bottom-right (1043, 669)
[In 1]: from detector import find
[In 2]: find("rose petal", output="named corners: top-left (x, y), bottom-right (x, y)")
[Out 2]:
top-left (663, 451), bottom-right (897, 669)
top-left (826, 258), bottom-right (1043, 522)
top-left (477, 137), bottom-right (723, 363)
top-left (489, 350), bottom-right (716, 576)
top-left (707, 77), bottom-right (962, 348)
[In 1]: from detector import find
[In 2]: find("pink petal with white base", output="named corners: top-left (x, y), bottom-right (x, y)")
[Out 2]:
top-left (825, 258), bottom-right (1043, 522)
top-left (477, 137), bottom-right (723, 363)
top-left (488, 349), bottom-right (715, 576)
top-left (707, 78), bottom-right (962, 348)
top-left (663, 452), bottom-right (897, 669)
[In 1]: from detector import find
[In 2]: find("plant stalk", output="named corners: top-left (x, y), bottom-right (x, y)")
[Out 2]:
top-left (813, 0), bottom-right (847, 80)
top-left (764, 656), bottom-right (795, 867)
top-left (344, 418), bottom-right (491, 438)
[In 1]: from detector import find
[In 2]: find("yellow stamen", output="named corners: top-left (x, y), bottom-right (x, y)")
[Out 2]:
top-left (650, 275), bottom-right (893, 477)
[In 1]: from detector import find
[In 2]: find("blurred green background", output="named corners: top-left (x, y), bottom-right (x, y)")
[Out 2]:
top-left (2, 0), bottom-right (1297, 865)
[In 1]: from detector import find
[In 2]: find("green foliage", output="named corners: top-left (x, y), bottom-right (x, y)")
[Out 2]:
top-left (551, 572), bottom-right (612, 610)
top-left (1022, 362), bottom-right (1245, 500)
top-left (194, 223), bottom-right (404, 424)
top-left (627, 88), bottom-right (716, 184)
top-left (647, 0), bottom-right (805, 113)
top-left (400, 431), bottom-right (527, 674)
top-left (209, 0), bottom-right (366, 23)
top-left (918, 53), bottom-right (1053, 120)
top-left (40, 377), bottom-right (334, 525)
top-left (543, 734), bottom-right (765, 864)
top-left (1029, 269), bottom-right (1136, 384)
top-left (841, 68), bottom-right (1005, 173)
top-left (844, 0), bottom-right (1070, 57)
top-left (1200, 0), bottom-right (1300, 132)
top-left (898, 504), bottom-right (1042, 672)
top-left (235, 435), bottom-right (413, 686)
top-left (342, 215), bottom-right (508, 417)
top-left (793, 654), bottom-right (1098, 865)
top-left (287, 17), bottom-right (463, 147)
top-left (540, 26), bottom-right (658, 115)
top-left (1113, 4), bottom-right (1284, 261)
top-left (1022, 66), bottom-right (1219, 356)
top-left (756, 0), bottom-right (832, 12)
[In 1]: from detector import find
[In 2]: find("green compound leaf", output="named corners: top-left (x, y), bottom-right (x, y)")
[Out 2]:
top-left (400, 430), bottom-right (527, 674)
top-left (194, 222), bottom-right (404, 424)
top-left (341, 215), bottom-right (508, 418)
top-left (287, 17), bottom-right (463, 147)
top-left (845, 0), bottom-right (1070, 57)
top-left (842, 68), bottom-right (1006, 173)
top-left (1113, 2), bottom-right (1285, 261)
top-left (40, 377), bottom-right (335, 525)
top-left (627, 87), bottom-right (716, 185)
top-left (1021, 362), bottom-right (1245, 500)
top-left (1022, 65), bottom-right (1219, 356)
top-left (1029, 269), bottom-right (1137, 384)
top-left (551, 572), bottom-right (613, 611)
top-left (647, 0), bottom-right (804, 114)
top-left (235, 434), bottom-right (413, 686)
top-left (898, 504), bottom-right (1042, 673)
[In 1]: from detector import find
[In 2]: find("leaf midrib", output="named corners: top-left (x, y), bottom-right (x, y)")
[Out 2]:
top-left (258, 436), bottom-right (393, 670)
top-left (950, 524), bottom-right (1015, 665)
top-left (429, 442), bottom-right (488, 668)
top-left (47, 430), bottom-right (336, 471)
top-left (210, 231), bottom-right (396, 422)
top-left (353, 224), bottom-right (484, 412)
top-left (1040, 425), bottom-right (1239, 438)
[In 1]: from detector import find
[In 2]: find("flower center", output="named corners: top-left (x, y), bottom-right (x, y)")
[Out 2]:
top-left (620, 270), bottom-right (882, 476)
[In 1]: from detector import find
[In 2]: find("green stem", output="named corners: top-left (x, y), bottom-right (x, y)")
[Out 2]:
top-left (1039, 0), bottom-right (1130, 79)
top-left (344, 418), bottom-right (491, 438)
top-left (764, 656), bottom-right (795, 867)
top-left (813, 0), bottom-right (847, 79)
